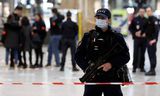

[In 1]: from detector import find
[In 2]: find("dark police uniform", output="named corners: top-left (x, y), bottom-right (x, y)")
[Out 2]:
top-left (3, 12), bottom-right (22, 68)
top-left (129, 15), bottom-right (147, 72)
top-left (145, 16), bottom-right (159, 75)
top-left (60, 17), bottom-right (79, 71)
top-left (75, 26), bottom-right (130, 96)
top-left (158, 18), bottom-right (160, 30)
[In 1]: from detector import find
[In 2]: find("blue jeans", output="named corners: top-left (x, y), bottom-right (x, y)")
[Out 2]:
top-left (47, 35), bottom-right (61, 65)
top-left (5, 48), bottom-right (18, 64)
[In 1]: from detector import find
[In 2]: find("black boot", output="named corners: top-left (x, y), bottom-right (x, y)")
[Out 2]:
top-left (39, 64), bottom-right (43, 68)
top-left (132, 68), bottom-right (136, 73)
top-left (29, 65), bottom-right (34, 69)
top-left (72, 67), bottom-right (79, 72)
top-left (17, 63), bottom-right (23, 68)
top-left (45, 64), bottom-right (51, 67)
top-left (34, 63), bottom-right (39, 68)
top-left (60, 63), bottom-right (64, 71)
top-left (140, 68), bottom-right (145, 72)
top-left (23, 63), bottom-right (28, 69)
top-left (60, 66), bottom-right (64, 71)
top-left (10, 63), bottom-right (15, 69)
top-left (145, 69), bottom-right (156, 76)
top-left (39, 52), bottom-right (43, 68)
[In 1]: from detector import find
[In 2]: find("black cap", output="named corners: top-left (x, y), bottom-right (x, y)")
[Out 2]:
top-left (15, 6), bottom-right (23, 10)
top-left (95, 8), bottom-right (111, 19)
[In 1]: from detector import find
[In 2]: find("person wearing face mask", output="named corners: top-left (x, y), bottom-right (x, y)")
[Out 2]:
top-left (129, 7), bottom-right (147, 73)
top-left (75, 8), bottom-right (130, 96)
top-left (145, 7), bottom-right (159, 76)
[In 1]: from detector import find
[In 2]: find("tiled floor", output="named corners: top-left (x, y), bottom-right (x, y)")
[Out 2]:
top-left (0, 35), bottom-right (160, 96)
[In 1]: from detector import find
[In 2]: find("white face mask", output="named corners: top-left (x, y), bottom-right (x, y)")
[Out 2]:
top-left (96, 19), bottom-right (108, 29)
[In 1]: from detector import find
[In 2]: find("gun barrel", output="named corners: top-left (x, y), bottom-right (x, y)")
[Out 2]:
top-left (79, 43), bottom-right (124, 82)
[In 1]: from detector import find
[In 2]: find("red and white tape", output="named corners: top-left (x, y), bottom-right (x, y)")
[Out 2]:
top-left (0, 82), bottom-right (160, 86)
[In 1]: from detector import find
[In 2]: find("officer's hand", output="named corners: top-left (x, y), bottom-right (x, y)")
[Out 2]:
top-left (135, 31), bottom-right (141, 37)
top-left (0, 42), bottom-right (3, 46)
top-left (98, 63), bottom-right (112, 72)
top-left (32, 32), bottom-right (35, 36)
top-left (19, 20), bottom-right (21, 26)
top-left (33, 27), bottom-right (37, 30)
top-left (142, 33), bottom-right (146, 37)
top-left (149, 39), bottom-right (156, 46)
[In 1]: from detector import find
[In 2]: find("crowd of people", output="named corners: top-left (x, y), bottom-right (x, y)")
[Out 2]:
top-left (0, 6), bottom-right (79, 71)
top-left (0, 5), bottom-right (160, 76)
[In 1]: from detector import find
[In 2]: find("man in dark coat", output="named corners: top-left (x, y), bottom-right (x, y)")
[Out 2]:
top-left (75, 8), bottom-right (130, 96)
top-left (3, 6), bottom-right (23, 68)
top-left (60, 11), bottom-right (79, 71)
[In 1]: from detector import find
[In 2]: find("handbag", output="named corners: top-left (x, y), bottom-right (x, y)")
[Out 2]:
top-left (32, 33), bottom-right (41, 43)
top-left (116, 65), bottom-right (132, 82)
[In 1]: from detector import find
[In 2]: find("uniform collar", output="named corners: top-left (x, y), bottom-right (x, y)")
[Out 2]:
top-left (95, 26), bottom-right (112, 34)
top-left (148, 16), bottom-right (154, 19)
top-left (138, 15), bottom-right (145, 19)
top-left (67, 18), bottom-right (72, 21)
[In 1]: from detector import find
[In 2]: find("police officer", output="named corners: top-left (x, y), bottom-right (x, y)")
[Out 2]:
top-left (60, 11), bottom-right (79, 71)
top-left (75, 8), bottom-right (130, 96)
top-left (129, 7), bottom-right (147, 73)
top-left (145, 7), bottom-right (159, 76)
top-left (158, 18), bottom-right (160, 31)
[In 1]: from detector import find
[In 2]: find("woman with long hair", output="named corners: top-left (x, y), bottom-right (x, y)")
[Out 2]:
top-left (20, 16), bottom-right (33, 68)
top-left (32, 13), bottom-right (46, 68)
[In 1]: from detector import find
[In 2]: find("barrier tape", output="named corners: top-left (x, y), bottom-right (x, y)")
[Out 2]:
top-left (0, 82), bottom-right (160, 86)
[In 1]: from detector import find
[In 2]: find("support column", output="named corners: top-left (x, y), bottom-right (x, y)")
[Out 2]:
top-left (60, 0), bottom-right (95, 37)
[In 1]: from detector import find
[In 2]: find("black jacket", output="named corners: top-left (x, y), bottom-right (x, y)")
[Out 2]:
top-left (21, 25), bottom-right (32, 51)
top-left (2, 13), bottom-right (21, 48)
top-left (49, 14), bottom-right (64, 35)
top-left (61, 18), bottom-right (78, 40)
top-left (32, 20), bottom-right (46, 42)
top-left (129, 15), bottom-right (147, 39)
top-left (75, 26), bottom-right (130, 82)
top-left (145, 16), bottom-right (159, 41)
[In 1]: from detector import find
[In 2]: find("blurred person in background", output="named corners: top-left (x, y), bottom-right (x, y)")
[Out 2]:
top-left (129, 7), bottom-right (147, 73)
top-left (46, 8), bottom-right (64, 67)
top-left (32, 13), bottom-right (46, 68)
top-left (20, 16), bottom-right (33, 69)
top-left (5, 47), bottom-right (18, 65)
top-left (145, 6), bottom-right (159, 76)
top-left (60, 11), bottom-right (79, 71)
top-left (1, 31), bottom-right (18, 65)
top-left (1, 6), bottom-right (23, 69)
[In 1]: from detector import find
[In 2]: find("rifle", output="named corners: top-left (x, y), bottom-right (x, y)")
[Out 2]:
top-left (79, 42), bottom-right (124, 82)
